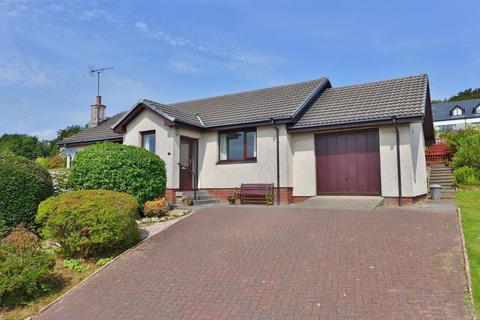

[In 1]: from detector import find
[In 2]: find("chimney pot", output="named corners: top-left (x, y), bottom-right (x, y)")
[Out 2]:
top-left (96, 95), bottom-right (102, 106)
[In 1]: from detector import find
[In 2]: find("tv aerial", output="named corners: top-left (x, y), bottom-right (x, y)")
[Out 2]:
top-left (89, 66), bottom-right (114, 97)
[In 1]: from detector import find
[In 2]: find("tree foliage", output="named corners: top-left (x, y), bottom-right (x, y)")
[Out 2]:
top-left (0, 134), bottom-right (50, 159)
top-left (433, 88), bottom-right (480, 103)
top-left (49, 125), bottom-right (84, 155)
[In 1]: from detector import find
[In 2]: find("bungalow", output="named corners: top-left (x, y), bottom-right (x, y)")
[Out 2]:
top-left (432, 99), bottom-right (480, 132)
top-left (61, 74), bottom-right (434, 205)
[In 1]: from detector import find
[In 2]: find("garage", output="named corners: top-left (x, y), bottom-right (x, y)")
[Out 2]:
top-left (315, 130), bottom-right (381, 195)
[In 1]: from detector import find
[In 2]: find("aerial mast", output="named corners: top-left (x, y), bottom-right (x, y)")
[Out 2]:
top-left (89, 66), bottom-right (114, 99)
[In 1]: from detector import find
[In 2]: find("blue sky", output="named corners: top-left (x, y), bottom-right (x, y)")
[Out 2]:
top-left (0, 0), bottom-right (479, 139)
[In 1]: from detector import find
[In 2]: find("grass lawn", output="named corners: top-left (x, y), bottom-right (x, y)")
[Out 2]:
top-left (0, 258), bottom-right (99, 320)
top-left (457, 189), bottom-right (480, 316)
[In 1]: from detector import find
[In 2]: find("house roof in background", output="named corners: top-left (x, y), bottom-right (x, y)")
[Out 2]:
top-left (432, 99), bottom-right (480, 122)
top-left (290, 74), bottom-right (428, 130)
top-left (60, 112), bottom-right (125, 146)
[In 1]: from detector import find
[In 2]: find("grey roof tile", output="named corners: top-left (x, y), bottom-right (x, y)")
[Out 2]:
top-left (291, 74), bottom-right (428, 129)
top-left (164, 78), bottom-right (328, 127)
top-left (432, 99), bottom-right (480, 122)
top-left (60, 112), bottom-right (125, 145)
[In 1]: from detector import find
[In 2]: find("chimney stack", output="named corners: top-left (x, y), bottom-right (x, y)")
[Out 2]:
top-left (89, 95), bottom-right (106, 128)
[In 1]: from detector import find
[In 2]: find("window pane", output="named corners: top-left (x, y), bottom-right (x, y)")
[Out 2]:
top-left (220, 131), bottom-right (244, 160)
top-left (227, 131), bottom-right (244, 160)
top-left (142, 133), bottom-right (155, 153)
top-left (246, 131), bottom-right (256, 158)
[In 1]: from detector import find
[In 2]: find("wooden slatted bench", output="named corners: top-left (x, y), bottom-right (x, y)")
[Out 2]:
top-left (239, 183), bottom-right (274, 205)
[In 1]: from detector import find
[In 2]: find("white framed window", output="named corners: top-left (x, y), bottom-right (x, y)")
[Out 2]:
top-left (218, 128), bottom-right (256, 162)
top-left (451, 106), bottom-right (464, 116)
top-left (141, 130), bottom-right (156, 153)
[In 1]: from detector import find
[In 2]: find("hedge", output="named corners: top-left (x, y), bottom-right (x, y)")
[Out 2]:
top-left (0, 154), bottom-right (54, 233)
top-left (68, 142), bottom-right (166, 206)
top-left (36, 190), bottom-right (140, 258)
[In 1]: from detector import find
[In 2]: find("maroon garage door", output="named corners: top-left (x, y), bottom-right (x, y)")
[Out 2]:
top-left (315, 130), bottom-right (381, 195)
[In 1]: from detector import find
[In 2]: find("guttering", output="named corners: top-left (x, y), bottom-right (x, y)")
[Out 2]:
top-left (60, 137), bottom-right (123, 148)
top-left (270, 118), bottom-right (281, 205)
top-left (287, 114), bottom-right (424, 133)
top-left (392, 116), bottom-right (403, 206)
top-left (205, 117), bottom-right (292, 131)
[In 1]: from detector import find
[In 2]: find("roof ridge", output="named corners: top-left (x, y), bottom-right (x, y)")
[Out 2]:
top-left (168, 78), bottom-right (327, 106)
top-left (330, 74), bottom-right (427, 91)
top-left (143, 99), bottom-right (200, 117)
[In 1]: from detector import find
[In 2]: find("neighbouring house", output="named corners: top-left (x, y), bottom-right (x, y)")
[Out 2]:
top-left (432, 99), bottom-right (480, 132)
top-left (61, 74), bottom-right (434, 205)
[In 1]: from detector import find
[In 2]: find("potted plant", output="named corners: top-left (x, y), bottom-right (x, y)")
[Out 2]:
top-left (227, 194), bottom-right (236, 205)
top-left (182, 197), bottom-right (194, 206)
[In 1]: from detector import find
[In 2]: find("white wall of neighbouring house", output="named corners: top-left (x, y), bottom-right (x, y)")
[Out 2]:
top-left (62, 145), bottom-right (87, 168)
top-left (197, 124), bottom-right (290, 189)
top-left (123, 108), bottom-right (177, 189)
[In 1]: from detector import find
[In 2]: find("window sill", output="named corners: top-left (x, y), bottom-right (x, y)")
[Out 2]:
top-left (216, 159), bottom-right (257, 165)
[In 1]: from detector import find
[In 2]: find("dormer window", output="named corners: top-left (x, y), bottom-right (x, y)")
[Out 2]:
top-left (451, 106), bottom-right (464, 116)
top-left (475, 104), bottom-right (480, 114)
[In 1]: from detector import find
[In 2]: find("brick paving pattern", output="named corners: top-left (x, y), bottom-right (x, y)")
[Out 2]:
top-left (36, 207), bottom-right (467, 319)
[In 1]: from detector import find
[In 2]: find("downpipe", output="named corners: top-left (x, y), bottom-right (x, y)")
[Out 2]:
top-left (392, 116), bottom-right (403, 206)
top-left (270, 118), bottom-right (281, 205)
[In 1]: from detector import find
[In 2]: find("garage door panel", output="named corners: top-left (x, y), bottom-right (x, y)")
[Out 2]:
top-left (315, 130), bottom-right (380, 195)
top-left (344, 135), bottom-right (354, 193)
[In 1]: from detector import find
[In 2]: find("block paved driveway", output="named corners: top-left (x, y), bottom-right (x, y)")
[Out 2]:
top-left (36, 207), bottom-right (468, 320)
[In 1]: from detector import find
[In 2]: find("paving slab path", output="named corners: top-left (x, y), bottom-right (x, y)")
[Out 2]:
top-left (35, 207), bottom-right (468, 320)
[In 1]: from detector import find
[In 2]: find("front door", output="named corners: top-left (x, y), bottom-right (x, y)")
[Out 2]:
top-left (179, 136), bottom-right (198, 191)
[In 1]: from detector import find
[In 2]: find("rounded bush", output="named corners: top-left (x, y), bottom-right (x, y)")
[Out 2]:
top-left (0, 154), bottom-right (54, 232)
top-left (69, 142), bottom-right (166, 206)
top-left (143, 198), bottom-right (169, 217)
top-left (36, 190), bottom-right (140, 258)
top-left (454, 166), bottom-right (480, 186)
top-left (0, 226), bottom-right (55, 306)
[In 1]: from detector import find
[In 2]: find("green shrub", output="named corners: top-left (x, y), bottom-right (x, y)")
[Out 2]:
top-left (34, 157), bottom-right (49, 169)
top-left (36, 190), bottom-right (140, 258)
top-left (451, 133), bottom-right (480, 170)
top-left (0, 226), bottom-right (55, 306)
top-left (69, 142), bottom-right (166, 207)
top-left (444, 126), bottom-right (480, 154)
top-left (0, 154), bottom-right (54, 233)
top-left (454, 166), bottom-right (480, 186)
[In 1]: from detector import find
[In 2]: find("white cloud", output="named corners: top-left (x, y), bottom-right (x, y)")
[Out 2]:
top-left (168, 60), bottom-right (201, 74)
top-left (0, 53), bottom-right (52, 87)
top-left (134, 20), bottom-right (277, 68)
